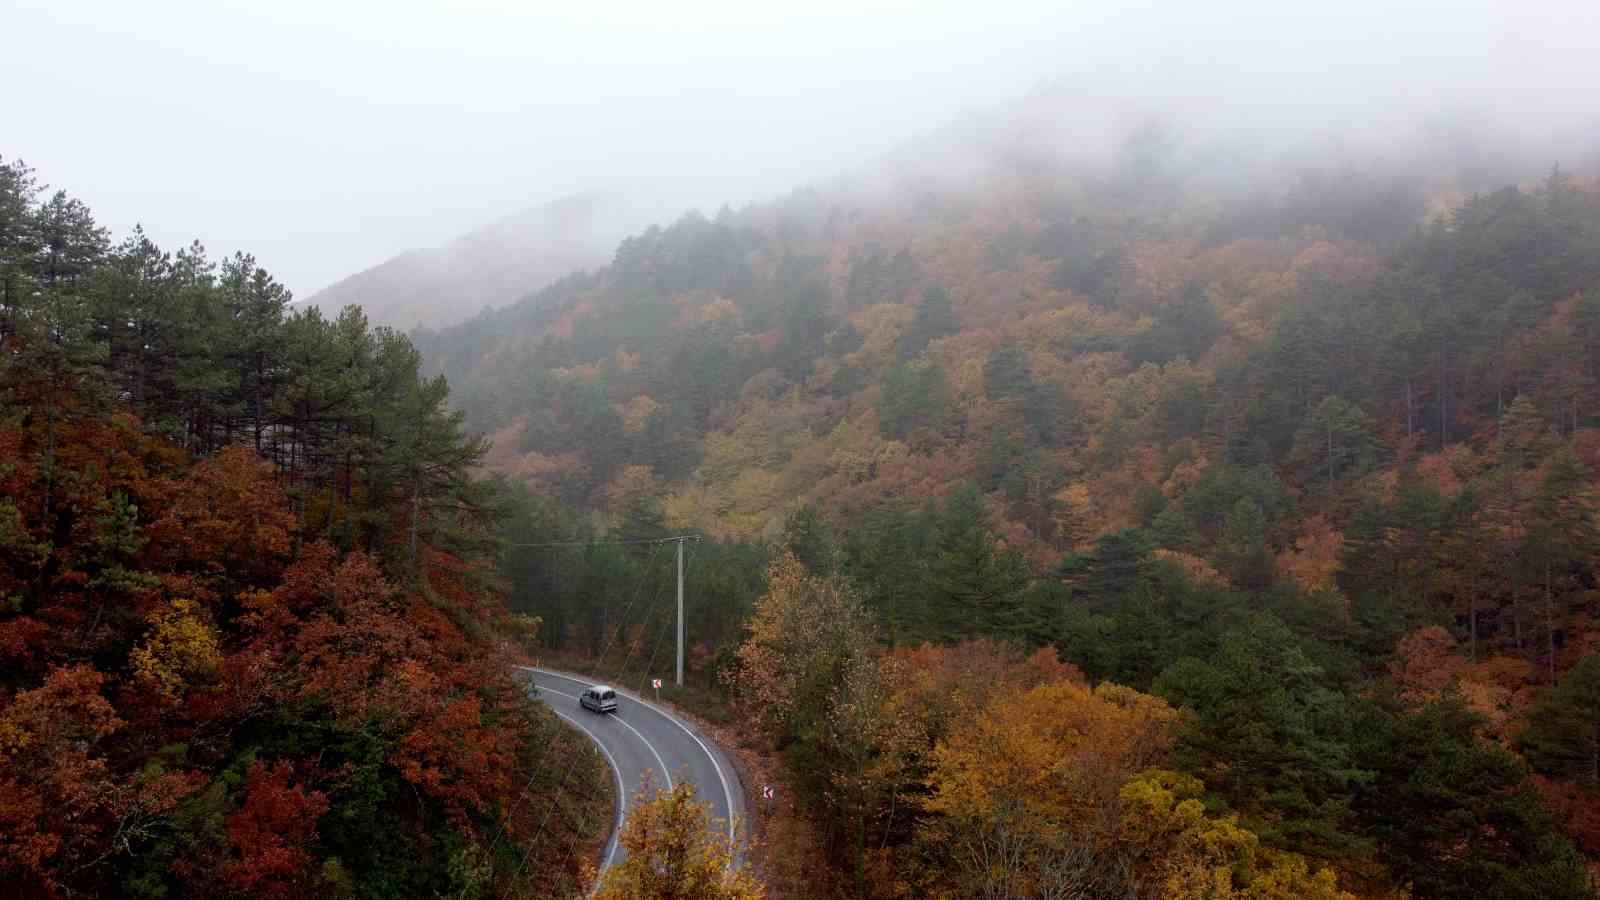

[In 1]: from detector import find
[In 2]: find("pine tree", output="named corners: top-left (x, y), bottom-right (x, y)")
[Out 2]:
top-left (1154, 615), bottom-right (1369, 858)
top-left (0, 156), bottom-right (41, 323)
top-left (1290, 394), bottom-right (1381, 485)
top-left (1519, 652), bottom-right (1600, 787)
top-left (1218, 497), bottom-right (1274, 590)
top-left (1356, 691), bottom-right (1593, 899)
top-left (1525, 444), bottom-right (1599, 683)
top-left (897, 283), bottom-right (957, 359)
top-left (216, 253), bottom-right (290, 452)
top-left (927, 509), bottom-right (1030, 639)
top-left (1498, 393), bottom-right (1550, 469)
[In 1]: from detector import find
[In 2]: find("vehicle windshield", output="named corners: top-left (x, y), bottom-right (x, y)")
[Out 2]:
top-left (601, 690), bottom-right (615, 700)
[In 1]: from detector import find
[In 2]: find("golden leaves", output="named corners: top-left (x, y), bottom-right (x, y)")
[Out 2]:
top-left (595, 779), bottom-right (763, 900)
top-left (925, 679), bottom-right (1180, 829)
top-left (615, 394), bottom-right (664, 434)
top-left (1118, 770), bottom-right (1355, 900)
top-left (1274, 515), bottom-right (1345, 590)
top-left (130, 598), bottom-right (222, 701)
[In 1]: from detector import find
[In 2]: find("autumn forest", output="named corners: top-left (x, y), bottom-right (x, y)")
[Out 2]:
top-left (0, 157), bottom-right (608, 898)
top-left (419, 108), bottom-right (1600, 899)
top-left (8, 93), bottom-right (1600, 900)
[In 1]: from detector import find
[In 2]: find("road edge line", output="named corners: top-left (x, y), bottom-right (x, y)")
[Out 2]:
top-left (525, 666), bottom-right (738, 844)
top-left (548, 707), bottom-right (626, 875)
top-left (540, 685), bottom-right (675, 790)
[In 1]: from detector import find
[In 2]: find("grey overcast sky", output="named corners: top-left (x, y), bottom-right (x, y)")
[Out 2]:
top-left (6, 0), bottom-right (1597, 296)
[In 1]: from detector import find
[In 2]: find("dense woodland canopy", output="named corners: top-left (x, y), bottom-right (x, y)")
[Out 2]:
top-left (11, 93), bottom-right (1600, 898)
top-left (0, 156), bottom-right (608, 898)
top-left (417, 114), bottom-right (1600, 897)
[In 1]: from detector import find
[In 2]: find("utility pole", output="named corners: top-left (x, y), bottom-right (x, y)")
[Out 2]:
top-left (675, 536), bottom-right (685, 687)
top-left (507, 533), bottom-right (697, 687)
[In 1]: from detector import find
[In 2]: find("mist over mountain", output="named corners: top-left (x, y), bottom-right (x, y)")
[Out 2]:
top-left (302, 188), bottom-right (685, 331)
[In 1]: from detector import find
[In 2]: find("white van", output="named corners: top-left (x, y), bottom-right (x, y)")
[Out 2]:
top-left (580, 685), bottom-right (618, 714)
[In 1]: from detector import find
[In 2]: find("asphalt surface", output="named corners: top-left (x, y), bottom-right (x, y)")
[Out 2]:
top-left (520, 667), bottom-right (744, 873)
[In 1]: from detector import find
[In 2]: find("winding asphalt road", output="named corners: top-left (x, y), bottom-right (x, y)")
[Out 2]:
top-left (519, 667), bottom-right (745, 873)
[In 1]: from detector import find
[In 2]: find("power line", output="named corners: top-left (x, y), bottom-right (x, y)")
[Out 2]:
top-left (479, 539), bottom-right (666, 897)
top-left (508, 538), bottom-right (665, 890)
top-left (506, 534), bottom-right (702, 549)
top-left (496, 533), bottom-right (704, 891)
top-left (632, 537), bottom-right (699, 697)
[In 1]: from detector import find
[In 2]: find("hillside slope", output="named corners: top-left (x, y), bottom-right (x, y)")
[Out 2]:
top-left (423, 107), bottom-right (1600, 562)
top-left (303, 189), bottom-right (672, 331)
top-left (416, 101), bottom-right (1600, 897)
top-left (0, 155), bottom-right (607, 898)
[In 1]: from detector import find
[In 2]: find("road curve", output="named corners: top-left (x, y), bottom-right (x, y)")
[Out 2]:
top-left (518, 667), bottom-right (745, 873)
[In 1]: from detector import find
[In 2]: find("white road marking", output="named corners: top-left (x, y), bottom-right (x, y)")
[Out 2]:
top-left (526, 667), bottom-right (737, 843)
top-left (549, 707), bottom-right (625, 873)
top-left (539, 685), bottom-right (674, 790)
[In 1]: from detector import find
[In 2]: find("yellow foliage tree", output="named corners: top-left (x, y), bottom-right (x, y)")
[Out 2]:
top-left (1275, 515), bottom-right (1344, 590)
top-left (918, 678), bottom-right (1180, 897)
top-left (616, 395), bottom-right (664, 434)
top-left (1052, 481), bottom-right (1098, 548)
top-left (727, 552), bottom-right (875, 744)
top-left (1118, 770), bottom-right (1354, 900)
top-left (130, 598), bottom-right (222, 700)
top-left (595, 780), bottom-right (762, 900)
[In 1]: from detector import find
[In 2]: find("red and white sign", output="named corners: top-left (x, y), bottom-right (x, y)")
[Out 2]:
top-left (651, 678), bottom-right (662, 690)
top-left (761, 785), bottom-right (774, 801)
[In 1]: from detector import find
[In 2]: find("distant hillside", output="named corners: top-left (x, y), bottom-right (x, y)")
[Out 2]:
top-left (302, 189), bottom-right (673, 331)
top-left (421, 102), bottom-right (1600, 558)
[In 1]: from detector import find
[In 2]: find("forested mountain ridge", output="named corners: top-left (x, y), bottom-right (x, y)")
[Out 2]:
top-left (424, 114), bottom-right (1600, 586)
top-left (0, 156), bottom-right (607, 898)
top-left (417, 106), bottom-right (1600, 896)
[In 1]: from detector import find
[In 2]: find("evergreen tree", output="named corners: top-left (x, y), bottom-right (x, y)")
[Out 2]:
top-left (1290, 394), bottom-right (1382, 485)
top-left (1498, 394), bottom-right (1551, 469)
top-left (897, 283), bottom-right (957, 359)
top-left (216, 253), bottom-right (290, 452)
top-left (1357, 691), bottom-right (1593, 899)
top-left (926, 486), bottom-right (1030, 639)
top-left (982, 343), bottom-right (1032, 400)
top-left (1520, 652), bottom-right (1600, 786)
top-left (781, 503), bottom-right (836, 575)
top-left (1155, 615), bottom-right (1369, 857)
top-left (1218, 497), bottom-right (1275, 590)
top-left (1524, 444), bottom-right (1600, 683)
top-left (878, 359), bottom-right (955, 447)
top-left (0, 156), bottom-right (41, 323)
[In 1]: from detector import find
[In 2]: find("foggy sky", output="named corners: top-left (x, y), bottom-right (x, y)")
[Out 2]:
top-left (7, 0), bottom-right (1598, 298)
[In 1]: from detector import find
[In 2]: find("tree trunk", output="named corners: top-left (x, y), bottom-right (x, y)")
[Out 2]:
top-left (1438, 335), bottom-right (1448, 449)
top-left (1469, 570), bottom-right (1478, 664)
top-left (1591, 719), bottom-right (1599, 788)
top-left (253, 350), bottom-right (265, 453)
top-left (1405, 378), bottom-right (1414, 440)
top-left (855, 804), bottom-right (867, 900)
top-left (409, 484), bottom-right (420, 574)
top-left (1327, 421), bottom-right (1335, 484)
top-left (1547, 561), bottom-right (1558, 685)
top-left (42, 410), bottom-right (56, 524)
